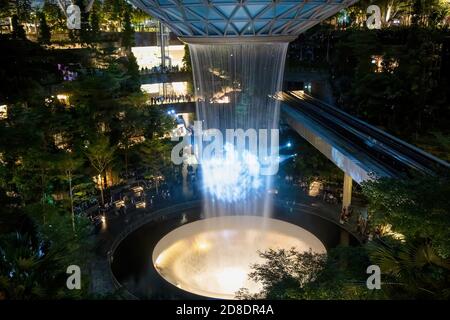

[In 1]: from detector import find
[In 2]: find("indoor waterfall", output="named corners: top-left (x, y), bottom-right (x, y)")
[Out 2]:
top-left (189, 42), bottom-right (288, 218)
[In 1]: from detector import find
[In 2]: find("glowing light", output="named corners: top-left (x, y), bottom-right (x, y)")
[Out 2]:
top-left (194, 239), bottom-right (211, 252)
top-left (56, 94), bottom-right (69, 105)
top-left (114, 200), bottom-right (125, 208)
top-left (155, 254), bottom-right (164, 267)
top-left (132, 186), bottom-right (144, 193)
top-left (171, 82), bottom-right (187, 95)
top-left (216, 267), bottom-right (247, 293)
top-left (286, 142), bottom-right (292, 148)
top-left (101, 216), bottom-right (106, 229)
top-left (152, 216), bottom-right (327, 299)
top-left (212, 96), bottom-right (230, 104)
top-left (136, 201), bottom-right (146, 209)
top-left (308, 181), bottom-right (322, 197)
top-left (202, 143), bottom-right (262, 202)
top-left (0, 105), bottom-right (7, 120)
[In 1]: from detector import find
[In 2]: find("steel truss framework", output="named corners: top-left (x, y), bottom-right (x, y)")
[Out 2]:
top-left (129, 0), bottom-right (358, 37)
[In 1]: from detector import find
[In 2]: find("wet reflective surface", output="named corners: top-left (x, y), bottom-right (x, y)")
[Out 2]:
top-left (152, 216), bottom-right (326, 299)
top-left (111, 203), bottom-right (356, 299)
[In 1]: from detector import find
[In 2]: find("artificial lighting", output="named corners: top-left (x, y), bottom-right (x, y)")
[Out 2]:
top-left (202, 143), bottom-right (263, 202)
top-left (114, 200), bottom-right (125, 208)
top-left (308, 181), bottom-right (322, 197)
top-left (0, 105), bottom-right (7, 120)
top-left (152, 216), bottom-right (326, 299)
top-left (136, 201), bottom-right (146, 209)
top-left (56, 94), bottom-right (69, 105)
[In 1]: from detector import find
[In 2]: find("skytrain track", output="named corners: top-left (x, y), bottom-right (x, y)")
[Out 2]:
top-left (279, 91), bottom-right (450, 177)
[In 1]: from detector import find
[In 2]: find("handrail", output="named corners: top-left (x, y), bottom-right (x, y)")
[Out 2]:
top-left (289, 91), bottom-right (450, 172)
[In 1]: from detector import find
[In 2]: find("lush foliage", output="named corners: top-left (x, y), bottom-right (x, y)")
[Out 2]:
top-left (237, 246), bottom-right (384, 300)
top-left (331, 28), bottom-right (450, 140)
top-left (362, 175), bottom-right (450, 258)
top-left (0, 38), bottom-right (175, 299)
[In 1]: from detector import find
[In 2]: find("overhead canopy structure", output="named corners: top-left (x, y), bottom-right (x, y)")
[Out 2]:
top-left (129, 0), bottom-right (358, 40)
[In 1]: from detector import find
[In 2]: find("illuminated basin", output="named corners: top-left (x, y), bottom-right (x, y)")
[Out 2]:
top-left (152, 215), bottom-right (326, 299)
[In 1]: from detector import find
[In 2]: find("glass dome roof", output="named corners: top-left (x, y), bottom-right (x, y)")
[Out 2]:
top-left (129, 0), bottom-right (358, 38)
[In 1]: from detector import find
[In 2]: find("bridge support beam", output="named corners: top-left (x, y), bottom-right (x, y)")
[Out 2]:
top-left (342, 173), bottom-right (352, 210)
top-left (340, 174), bottom-right (353, 246)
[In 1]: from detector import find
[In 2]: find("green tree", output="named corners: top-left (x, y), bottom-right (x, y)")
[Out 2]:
top-left (0, 205), bottom-right (92, 299)
top-left (85, 135), bottom-right (115, 205)
top-left (182, 44), bottom-right (192, 73)
top-left (125, 52), bottom-right (140, 91)
top-left (237, 246), bottom-right (381, 300)
top-left (102, 0), bottom-right (124, 31)
top-left (42, 0), bottom-right (65, 31)
top-left (89, 8), bottom-right (101, 42)
top-left (113, 107), bottom-right (144, 176)
top-left (368, 238), bottom-right (450, 299)
top-left (121, 9), bottom-right (134, 49)
top-left (11, 14), bottom-right (26, 40)
top-left (362, 175), bottom-right (450, 258)
top-left (37, 11), bottom-right (51, 44)
top-left (412, 0), bottom-right (449, 27)
top-left (14, 0), bottom-right (31, 21)
top-left (55, 153), bottom-right (84, 232)
top-left (130, 5), bottom-right (151, 31)
top-left (140, 138), bottom-right (173, 192)
top-left (0, 0), bottom-right (11, 19)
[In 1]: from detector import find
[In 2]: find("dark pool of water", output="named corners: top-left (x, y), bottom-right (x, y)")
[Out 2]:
top-left (111, 203), bottom-right (357, 299)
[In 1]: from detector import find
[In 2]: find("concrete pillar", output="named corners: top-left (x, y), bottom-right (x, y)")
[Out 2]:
top-left (342, 173), bottom-right (352, 209)
top-left (159, 22), bottom-right (164, 69)
top-left (340, 174), bottom-right (352, 246)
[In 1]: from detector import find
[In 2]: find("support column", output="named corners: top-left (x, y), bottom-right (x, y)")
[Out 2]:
top-left (340, 173), bottom-right (353, 246)
top-left (342, 173), bottom-right (352, 209)
top-left (158, 22), bottom-right (166, 69)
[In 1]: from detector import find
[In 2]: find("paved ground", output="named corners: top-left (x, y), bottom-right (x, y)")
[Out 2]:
top-left (89, 178), bottom-right (365, 297)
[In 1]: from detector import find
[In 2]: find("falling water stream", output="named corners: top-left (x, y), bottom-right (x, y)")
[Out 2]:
top-left (189, 42), bottom-right (288, 218)
top-left (148, 42), bottom-right (311, 299)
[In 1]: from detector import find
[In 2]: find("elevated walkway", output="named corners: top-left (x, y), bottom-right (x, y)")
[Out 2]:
top-left (277, 91), bottom-right (450, 183)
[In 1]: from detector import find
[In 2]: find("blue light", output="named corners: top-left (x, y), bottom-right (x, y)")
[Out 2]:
top-left (202, 143), bottom-right (263, 202)
top-left (128, 1), bottom-right (352, 37)
top-left (286, 142), bottom-right (292, 148)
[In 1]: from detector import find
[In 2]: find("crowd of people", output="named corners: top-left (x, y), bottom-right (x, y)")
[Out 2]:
top-left (322, 187), bottom-right (341, 205)
top-left (75, 163), bottom-right (204, 232)
top-left (339, 206), bottom-right (353, 224)
top-left (341, 205), bottom-right (372, 239)
top-left (281, 173), bottom-right (374, 240)
top-left (140, 65), bottom-right (185, 74)
top-left (149, 94), bottom-right (194, 105)
top-left (79, 163), bottom-right (376, 240)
